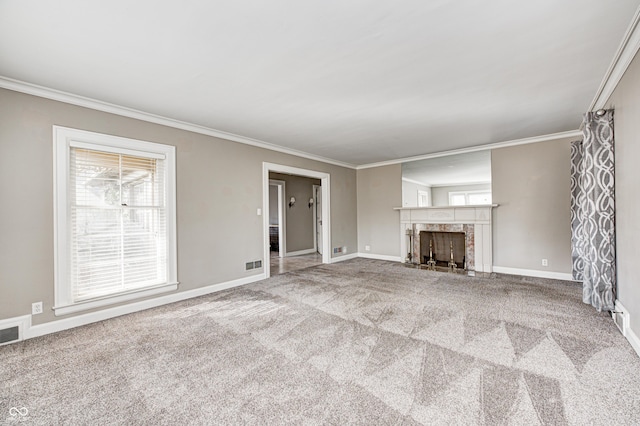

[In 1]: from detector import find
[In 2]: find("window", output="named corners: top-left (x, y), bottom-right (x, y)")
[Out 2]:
top-left (54, 127), bottom-right (177, 315)
top-left (449, 190), bottom-right (492, 206)
top-left (417, 190), bottom-right (430, 207)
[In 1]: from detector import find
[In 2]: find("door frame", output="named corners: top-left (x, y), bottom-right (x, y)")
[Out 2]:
top-left (313, 184), bottom-right (321, 253)
top-left (269, 179), bottom-right (286, 258)
top-left (263, 162), bottom-right (330, 278)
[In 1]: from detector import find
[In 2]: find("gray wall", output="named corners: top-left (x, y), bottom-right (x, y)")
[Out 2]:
top-left (0, 88), bottom-right (357, 325)
top-left (431, 183), bottom-right (491, 206)
top-left (401, 180), bottom-right (431, 207)
top-left (357, 165), bottom-right (401, 257)
top-left (605, 49), bottom-right (640, 337)
top-left (270, 173), bottom-right (320, 253)
top-left (491, 138), bottom-right (574, 273)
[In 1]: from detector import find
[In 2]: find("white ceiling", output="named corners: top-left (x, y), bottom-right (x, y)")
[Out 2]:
top-left (1, 1), bottom-right (638, 166)
top-left (402, 151), bottom-right (491, 187)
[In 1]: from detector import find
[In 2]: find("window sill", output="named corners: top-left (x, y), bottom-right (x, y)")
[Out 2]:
top-left (53, 282), bottom-right (179, 316)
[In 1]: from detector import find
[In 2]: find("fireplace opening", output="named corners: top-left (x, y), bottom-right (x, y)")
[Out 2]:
top-left (419, 231), bottom-right (466, 270)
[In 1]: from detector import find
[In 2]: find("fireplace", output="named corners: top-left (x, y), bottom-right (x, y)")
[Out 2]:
top-left (420, 231), bottom-right (466, 269)
top-left (397, 205), bottom-right (495, 274)
top-left (410, 223), bottom-right (475, 271)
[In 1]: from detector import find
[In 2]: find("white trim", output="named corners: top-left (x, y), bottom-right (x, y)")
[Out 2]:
top-left (402, 177), bottom-right (430, 186)
top-left (269, 179), bottom-right (286, 258)
top-left (0, 315), bottom-right (31, 346)
top-left (330, 253), bottom-right (359, 263)
top-left (1, 77), bottom-right (588, 170)
top-left (615, 300), bottom-right (640, 358)
top-left (492, 266), bottom-right (574, 281)
top-left (312, 184), bottom-right (321, 253)
top-left (0, 76), bottom-right (356, 169)
top-left (53, 283), bottom-right (178, 316)
top-left (589, 4), bottom-right (640, 110)
top-left (286, 248), bottom-right (317, 257)
top-left (430, 181), bottom-right (491, 188)
top-left (357, 130), bottom-right (582, 170)
top-left (24, 273), bottom-right (266, 340)
top-left (53, 126), bottom-right (178, 315)
top-left (263, 163), bottom-right (331, 279)
top-left (358, 253), bottom-right (402, 262)
top-left (627, 327), bottom-right (640, 359)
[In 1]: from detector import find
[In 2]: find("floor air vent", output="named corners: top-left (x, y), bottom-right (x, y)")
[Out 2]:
top-left (612, 310), bottom-right (625, 335)
top-left (0, 325), bottom-right (20, 345)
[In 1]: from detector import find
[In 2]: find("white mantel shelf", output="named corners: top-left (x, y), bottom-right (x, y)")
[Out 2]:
top-left (397, 204), bottom-right (498, 273)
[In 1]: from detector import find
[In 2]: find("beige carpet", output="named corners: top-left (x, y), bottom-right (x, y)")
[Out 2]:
top-left (2, 259), bottom-right (639, 424)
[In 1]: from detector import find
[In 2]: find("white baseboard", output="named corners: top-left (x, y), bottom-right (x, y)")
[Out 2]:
top-left (330, 253), bottom-right (358, 263)
top-left (626, 325), bottom-right (640, 359)
top-left (285, 248), bottom-right (317, 257)
top-left (615, 300), bottom-right (640, 358)
top-left (492, 266), bottom-right (574, 281)
top-left (23, 272), bottom-right (266, 341)
top-left (358, 253), bottom-right (402, 262)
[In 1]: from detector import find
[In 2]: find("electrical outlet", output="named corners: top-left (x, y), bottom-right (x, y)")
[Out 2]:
top-left (343, 246), bottom-right (347, 254)
top-left (32, 302), bottom-right (43, 315)
top-left (365, 245), bottom-right (371, 251)
top-left (542, 259), bottom-right (548, 267)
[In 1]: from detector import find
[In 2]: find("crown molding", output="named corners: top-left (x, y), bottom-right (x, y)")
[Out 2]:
top-left (0, 77), bottom-right (586, 171)
top-left (589, 4), bottom-right (640, 111)
top-left (0, 76), bottom-right (357, 170)
top-left (357, 129), bottom-right (582, 169)
top-left (401, 177), bottom-right (430, 186)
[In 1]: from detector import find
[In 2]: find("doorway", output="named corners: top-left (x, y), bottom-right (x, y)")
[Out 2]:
top-left (269, 179), bottom-right (285, 258)
top-left (263, 163), bottom-right (331, 279)
top-left (313, 184), bottom-right (322, 255)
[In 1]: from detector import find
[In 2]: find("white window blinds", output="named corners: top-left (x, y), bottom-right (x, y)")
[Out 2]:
top-left (69, 147), bottom-right (167, 301)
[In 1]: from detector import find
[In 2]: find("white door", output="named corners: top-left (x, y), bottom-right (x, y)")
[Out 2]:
top-left (315, 185), bottom-right (323, 255)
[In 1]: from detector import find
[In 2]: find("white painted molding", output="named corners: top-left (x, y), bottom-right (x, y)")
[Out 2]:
top-left (0, 315), bottom-right (31, 345)
top-left (330, 253), bottom-right (358, 263)
top-left (0, 76), bottom-right (357, 170)
top-left (1, 76), bottom-right (588, 171)
top-left (286, 248), bottom-right (317, 257)
top-left (24, 272), bottom-right (266, 340)
top-left (358, 253), bottom-right (402, 262)
top-left (615, 300), bottom-right (640, 358)
top-left (625, 323), bottom-right (640, 359)
top-left (357, 130), bottom-right (582, 170)
top-left (589, 4), bottom-right (640, 110)
top-left (402, 177), bottom-right (430, 186)
top-left (492, 266), bottom-right (574, 281)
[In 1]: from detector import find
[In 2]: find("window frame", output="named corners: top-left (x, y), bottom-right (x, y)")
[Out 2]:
top-left (448, 190), bottom-right (492, 206)
top-left (53, 126), bottom-right (178, 316)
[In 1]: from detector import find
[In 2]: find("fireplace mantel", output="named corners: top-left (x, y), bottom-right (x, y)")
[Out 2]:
top-left (396, 205), bottom-right (498, 273)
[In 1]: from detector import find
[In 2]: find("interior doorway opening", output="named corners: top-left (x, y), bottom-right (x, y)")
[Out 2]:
top-left (268, 179), bottom-right (286, 259)
top-left (263, 163), bottom-right (330, 278)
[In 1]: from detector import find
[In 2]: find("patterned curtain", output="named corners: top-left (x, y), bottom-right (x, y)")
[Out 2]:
top-left (570, 110), bottom-right (615, 312)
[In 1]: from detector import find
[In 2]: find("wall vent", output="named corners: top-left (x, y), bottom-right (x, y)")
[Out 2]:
top-left (246, 260), bottom-right (263, 270)
top-left (0, 326), bottom-right (20, 346)
top-left (612, 310), bottom-right (626, 335)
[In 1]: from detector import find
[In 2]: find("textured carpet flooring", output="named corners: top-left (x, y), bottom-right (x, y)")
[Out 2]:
top-left (2, 259), bottom-right (639, 425)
